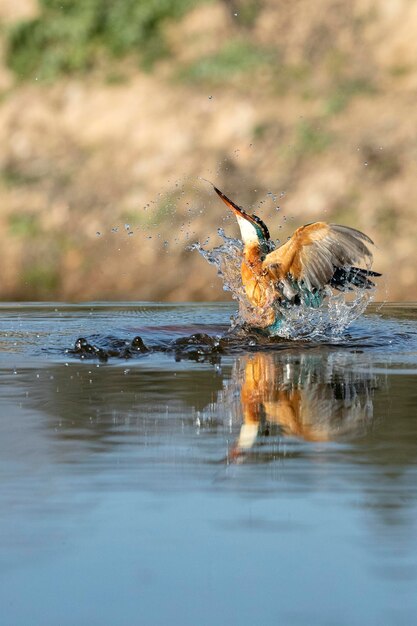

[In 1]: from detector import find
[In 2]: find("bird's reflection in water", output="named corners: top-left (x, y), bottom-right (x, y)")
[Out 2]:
top-left (219, 351), bottom-right (378, 461)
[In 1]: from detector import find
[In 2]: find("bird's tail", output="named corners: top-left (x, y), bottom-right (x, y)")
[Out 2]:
top-left (330, 267), bottom-right (382, 291)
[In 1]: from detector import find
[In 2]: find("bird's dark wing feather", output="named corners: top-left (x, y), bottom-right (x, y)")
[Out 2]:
top-left (262, 222), bottom-right (377, 297)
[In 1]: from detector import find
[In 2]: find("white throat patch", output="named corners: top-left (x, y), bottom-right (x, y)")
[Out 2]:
top-left (237, 216), bottom-right (258, 243)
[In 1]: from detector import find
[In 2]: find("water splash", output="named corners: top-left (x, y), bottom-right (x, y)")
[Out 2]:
top-left (191, 228), bottom-right (265, 329)
top-left (193, 230), bottom-right (374, 339)
top-left (275, 288), bottom-right (371, 339)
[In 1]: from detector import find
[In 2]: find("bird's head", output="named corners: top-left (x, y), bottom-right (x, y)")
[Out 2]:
top-left (213, 185), bottom-right (270, 246)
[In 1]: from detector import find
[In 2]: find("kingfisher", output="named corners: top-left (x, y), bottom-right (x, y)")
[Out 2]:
top-left (212, 185), bottom-right (381, 330)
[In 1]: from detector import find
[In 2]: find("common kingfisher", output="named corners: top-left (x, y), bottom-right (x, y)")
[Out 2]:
top-left (213, 185), bottom-right (381, 330)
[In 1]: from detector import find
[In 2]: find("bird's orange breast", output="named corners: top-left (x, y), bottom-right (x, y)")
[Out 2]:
top-left (241, 244), bottom-right (271, 308)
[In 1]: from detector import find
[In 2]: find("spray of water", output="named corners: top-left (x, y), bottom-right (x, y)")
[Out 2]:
top-left (193, 229), bottom-right (374, 340)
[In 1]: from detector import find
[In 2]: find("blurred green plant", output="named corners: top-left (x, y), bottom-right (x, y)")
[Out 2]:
top-left (252, 121), bottom-right (271, 140)
top-left (122, 193), bottom-right (178, 228)
top-left (6, 0), bottom-right (208, 80)
top-left (294, 120), bottom-right (333, 156)
top-left (22, 263), bottom-right (60, 295)
top-left (224, 0), bottom-right (261, 27)
top-left (374, 203), bottom-right (399, 234)
top-left (8, 213), bottom-right (41, 237)
top-left (274, 63), bottom-right (310, 94)
top-left (0, 162), bottom-right (43, 187)
top-left (178, 39), bottom-right (274, 84)
top-left (389, 64), bottom-right (413, 78)
top-left (329, 189), bottom-right (361, 226)
top-left (324, 77), bottom-right (376, 115)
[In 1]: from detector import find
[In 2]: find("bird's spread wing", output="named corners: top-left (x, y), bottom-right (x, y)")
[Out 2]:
top-left (262, 222), bottom-right (374, 298)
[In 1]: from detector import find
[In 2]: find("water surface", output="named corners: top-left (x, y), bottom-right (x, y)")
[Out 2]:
top-left (0, 302), bottom-right (416, 626)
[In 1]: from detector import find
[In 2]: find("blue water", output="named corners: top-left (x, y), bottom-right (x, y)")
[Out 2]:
top-left (0, 303), bottom-right (416, 626)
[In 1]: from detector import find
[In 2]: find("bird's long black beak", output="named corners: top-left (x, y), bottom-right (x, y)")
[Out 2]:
top-left (212, 185), bottom-right (259, 228)
top-left (213, 186), bottom-right (244, 215)
top-left (207, 181), bottom-right (271, 242)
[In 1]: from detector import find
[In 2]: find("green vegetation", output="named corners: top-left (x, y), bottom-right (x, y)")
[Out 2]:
top-left (0, 163), bottom-right (43, 187)
top-left (294, 120), bottom-right (333, 156)
top-left (122, 194), bottom-right (178, 228)
top-left (22, 263), bottom-right (60, 295)
top-left (230, 0), bottom-right (261, 28)
top-left (324, 77), bottom-right (376, 115)
top-left (252, 121), bottom-right (273, 140)
top-left (8, 213), bottom-right (41, 238)
top-left (6, 0), bottom-right (208, 80)
top-left (273, 63), bottom-right (311, 96)
top-left (374, 203), bottom-right (399, 234)
top-left (329, 190), bottom-right (360, 226)
top-left (178, 39), bottom-right (274, 84)
top-left (389, 64), bottom-right (413, 77)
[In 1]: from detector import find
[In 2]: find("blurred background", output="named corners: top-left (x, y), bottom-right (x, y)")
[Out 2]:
top-left (0, 0), bottom-right (415, 302)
